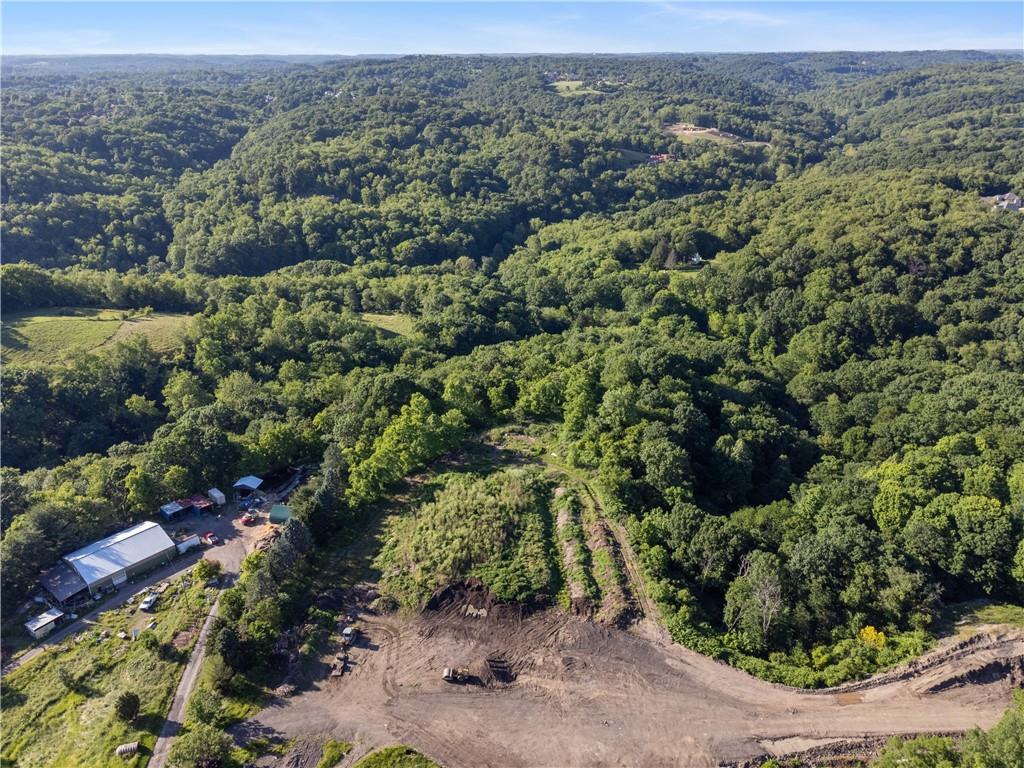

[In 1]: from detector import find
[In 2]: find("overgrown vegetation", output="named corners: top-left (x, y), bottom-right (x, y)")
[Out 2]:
top-left (352, 746), bottom-right (440, 768)
top-left (2, 52), bottom-right (1022, 715)
top-left (0, 570), bottom-right (212, 768)
top-left (375, 468), bottom-right (558, 610)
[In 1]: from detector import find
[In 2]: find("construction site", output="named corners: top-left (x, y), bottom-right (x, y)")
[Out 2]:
top-left (228, 439), bottom-right (1023, 767)
top-left (235, 577), bottom-right (1023, 767)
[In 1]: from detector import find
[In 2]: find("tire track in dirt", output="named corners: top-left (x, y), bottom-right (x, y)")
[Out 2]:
top-left (580, 483), bottom-right (663, 635)
top-left (359, 617), bottom-right (400, 704)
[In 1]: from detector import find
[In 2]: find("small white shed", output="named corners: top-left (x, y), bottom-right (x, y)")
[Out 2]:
top-left (207, 488), bottom-right (227, 506)
top-left (25, 607), bottom-right (65, 640)
top-left (176, 533), bottom-right (202, 555)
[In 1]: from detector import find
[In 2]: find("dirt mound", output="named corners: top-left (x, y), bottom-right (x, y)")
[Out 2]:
top-left (788, 630), bottom-right (1024, 696)
top-left (426, 579), bottom-right (526, 623)
top-left (171, 630), bottom-right (193, 650)
top-left (459, 655), bottom-right (517, 688)
top-left (728, 733), bottom-right (962, 767)
top-left (585, 516), bottom-right (632, 627)
top-left (924, 655), bottom-right (1024, 694)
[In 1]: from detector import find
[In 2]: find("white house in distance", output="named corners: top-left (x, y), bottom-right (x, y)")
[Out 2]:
top-left (993, 191), bottom-right (1022, 211)
top-left (40, 521), bottom-right (177, 603)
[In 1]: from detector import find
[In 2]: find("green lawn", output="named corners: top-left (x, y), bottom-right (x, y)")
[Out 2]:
top-left (359, 312), bottom-right (417, 338)
top-left (0, 572), bottom-right (213, 768)
top-left (550, 80), bottom-right (602, 97)
top-left (1, 308), bottom-right (191, 365)
top-left (352, 746), bottom-right (440, 768)
top-left (940, 601), bottom-right (1024, 638)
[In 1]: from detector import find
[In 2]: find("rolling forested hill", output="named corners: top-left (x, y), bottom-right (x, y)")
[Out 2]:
top-left (2, 52), bottom-right (1022, 697)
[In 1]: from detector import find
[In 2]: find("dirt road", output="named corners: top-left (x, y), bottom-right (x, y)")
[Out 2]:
top-left (147, 514), bottom-right (270, 766)
top-left (149, 595), bottom-right (222, 768)
top-left (237, 591), bottom-right (1023, 767)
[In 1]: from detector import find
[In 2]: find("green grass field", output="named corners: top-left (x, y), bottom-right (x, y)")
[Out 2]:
top-left (359, 312), bottom-right (417, 338)
top-left (100, 312), bottom-right (192, 354)
top-left (0, 573), bottom-right (213, 768)
top-left (550, 80), bottom-right (602, 97)
top-left (1, 308), bottom-right (191, 365)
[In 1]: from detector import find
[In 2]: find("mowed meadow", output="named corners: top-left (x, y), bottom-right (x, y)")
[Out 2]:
top-left (1, 309), bottom-right (191, 365)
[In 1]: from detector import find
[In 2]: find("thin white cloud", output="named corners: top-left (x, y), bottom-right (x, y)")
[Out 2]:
top-left (651, 2), bottom-right (790, 27)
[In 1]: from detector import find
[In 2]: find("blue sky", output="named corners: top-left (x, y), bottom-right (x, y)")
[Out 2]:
top-left (3, 2), bottom-right (1022, 55)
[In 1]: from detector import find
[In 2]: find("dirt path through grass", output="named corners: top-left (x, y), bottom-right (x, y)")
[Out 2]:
top-left (148, 594), bottom-right (223, 768)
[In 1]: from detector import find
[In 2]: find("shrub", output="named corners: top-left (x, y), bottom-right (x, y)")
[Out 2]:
top-left (168, 722), bottom-right (231, 768)
top-left (114, 690), bottom-right (140, 722)
top-left (193, 559), bottom-right (222, 583)
top-left (186, 684), bottom-right (223, 726)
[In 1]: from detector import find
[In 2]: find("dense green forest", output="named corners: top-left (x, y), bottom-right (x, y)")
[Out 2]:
top-left (2, 52), bottom-right (1023, 693)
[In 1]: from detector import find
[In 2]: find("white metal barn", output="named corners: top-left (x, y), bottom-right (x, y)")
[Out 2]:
top-left (61, 521), bottom-right (177, 597)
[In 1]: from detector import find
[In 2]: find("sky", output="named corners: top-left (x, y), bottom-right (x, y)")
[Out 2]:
top-left (2, 2), bottom-right (1022, 56)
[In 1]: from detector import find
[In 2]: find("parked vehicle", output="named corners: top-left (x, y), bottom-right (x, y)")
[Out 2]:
top-left (139, 594), bottom-right (158, 612)
top-left (340, 626), bottom-right (359, 647)
top-left (241, 512), bottom-right (258, 526)
top-left (201, 531), bottom-right (220, 546)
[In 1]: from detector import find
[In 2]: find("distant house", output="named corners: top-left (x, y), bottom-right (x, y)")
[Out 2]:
top-left (993, 192), bottom-right (1022, 211)
top-left (25, 608), bottom-right (65, 640)
top-left (648, 153), bottom-right (675, 164)
top-left (269, 504), bottom-right (293, 524)
top-left (233, 475), bottom-right (264, 499)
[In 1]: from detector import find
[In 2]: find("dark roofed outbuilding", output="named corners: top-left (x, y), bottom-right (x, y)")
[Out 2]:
top-left (40, 561), bottom-right (88, 604)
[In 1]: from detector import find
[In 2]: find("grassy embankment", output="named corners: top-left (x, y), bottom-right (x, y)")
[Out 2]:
top-left (353, 746), bottom-right (439, 768)
top-left (0, 572), bottom-right (213, 768)
top-left (1, 307), bottom-right (190, 365)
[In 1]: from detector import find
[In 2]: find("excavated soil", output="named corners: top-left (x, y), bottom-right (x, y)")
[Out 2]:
top-left (554, 491), bottom-right (595, 618)
top-left (583, 516), bottom-right (632, 628)
top-left (236, 582), bottom-right (1024, 768)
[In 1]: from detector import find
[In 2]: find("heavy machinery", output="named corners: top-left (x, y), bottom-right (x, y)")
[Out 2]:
top-left (340, 626), bottom-right (359, 647)
top-left (442, 667), bottom-right (470, 683)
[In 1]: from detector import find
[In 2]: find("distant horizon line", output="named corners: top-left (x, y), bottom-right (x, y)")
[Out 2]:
top-left (5, 48), bottom-right (1022, 57)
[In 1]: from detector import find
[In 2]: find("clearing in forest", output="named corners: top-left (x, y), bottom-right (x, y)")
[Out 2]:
top-left (550, 80), bottom-right (603, 96)
top-left (359, 312), bottom-right (417, 338)
top-left (1, 308), bottom-right (191, 365)
top-left (664, 121), bottom-right (770, 147)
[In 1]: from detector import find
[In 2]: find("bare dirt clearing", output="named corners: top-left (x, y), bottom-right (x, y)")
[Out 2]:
top-left (237, 583), bottom-right (1023, 768)
top-left (664, 122), bottom-right (770, 148)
